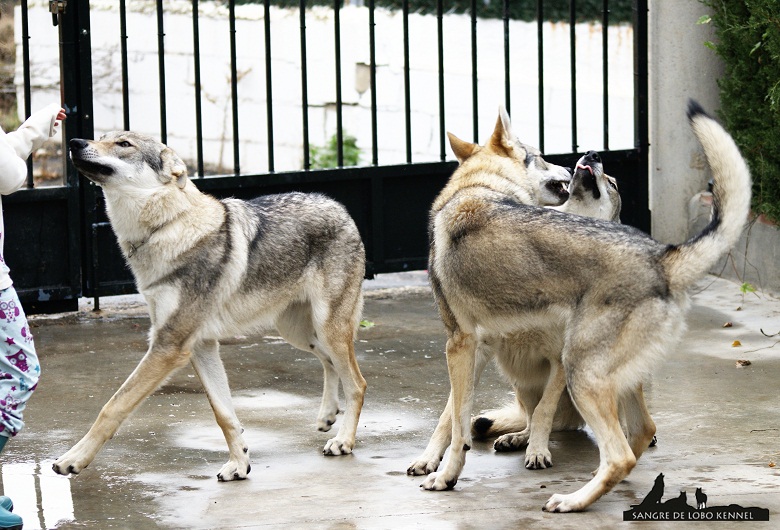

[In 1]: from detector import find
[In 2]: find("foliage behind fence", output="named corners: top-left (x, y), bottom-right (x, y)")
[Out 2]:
top-left (702, 0), bottom-right (780, 224)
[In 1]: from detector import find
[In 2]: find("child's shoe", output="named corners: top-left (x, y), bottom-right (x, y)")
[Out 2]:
top-left (0, 503), bottom-right (21, 530)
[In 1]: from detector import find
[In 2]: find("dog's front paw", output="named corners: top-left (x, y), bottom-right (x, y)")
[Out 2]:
top-left (525, 447), bottom-right (553, 469)
top-left (52, 442), bottom-right (96, 476)
top-left (420, 471), bottom-right (457, 491)
top-left (216, 458), bottom-right (251, 482)
top-left (493, 431), bottom-right (530, 452)
top-left (316, 417), bottom-right (335, 432)
top-left (52, 455), bottom-right (87, 476)
top-left (407, 456), bottom-right (440, 476)
top-left (543, 493), bottom-right (582, 513)
top-left (323, 437), bottom-right (353, 456)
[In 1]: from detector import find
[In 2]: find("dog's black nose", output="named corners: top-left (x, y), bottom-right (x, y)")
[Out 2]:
top-left (69, 138), bottom-right (89, 150)
top-left (585, 150), bottom-right (601, 163)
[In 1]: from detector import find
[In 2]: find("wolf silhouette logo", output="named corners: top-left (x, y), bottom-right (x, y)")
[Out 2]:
top-left (624, 474), bottom-right (769, 522)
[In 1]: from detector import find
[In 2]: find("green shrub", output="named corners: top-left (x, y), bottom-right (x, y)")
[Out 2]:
top-left (309, 132), bottom-right (362, 168)
top-left (700, 1), bottom-right (780, 223)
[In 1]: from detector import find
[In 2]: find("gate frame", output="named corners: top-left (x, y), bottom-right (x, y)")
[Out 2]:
top-left (4, 0), bottom-right (649, 313)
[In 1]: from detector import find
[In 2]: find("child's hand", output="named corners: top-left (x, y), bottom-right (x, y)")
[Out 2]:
top-left (52, 108), bottom-right (66, 136)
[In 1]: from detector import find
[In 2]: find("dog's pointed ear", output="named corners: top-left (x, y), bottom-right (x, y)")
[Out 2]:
top-left (447, 132), bottom-right (478, 163)
top-left (161, 147), bottom-right (189, 189)
top-left (488, 106), bottom-right (515, 157)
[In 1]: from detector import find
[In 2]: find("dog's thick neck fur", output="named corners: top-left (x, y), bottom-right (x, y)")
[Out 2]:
top-left (104, 180), bottom-right (224, 278)
top-left (434, 116), bottom-right (540, 214)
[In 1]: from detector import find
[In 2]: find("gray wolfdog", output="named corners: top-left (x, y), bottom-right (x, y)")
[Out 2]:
top-left (54, 132), bottom-right (367, 480)
top-left (419, 101), bottom-right (750, 512)
top-left (408, 138), bottom-right (621, 476)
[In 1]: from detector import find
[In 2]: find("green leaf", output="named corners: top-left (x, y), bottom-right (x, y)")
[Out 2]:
top-left (750, 41), bottom-right (763, 55)
top-left (740, 282), bottom-right (757, 294)
top-left (359, 319), bottom-right (375, 329)
top-left (696, 15), bottom-right (712, 25)
top-left (703, 41), bottom-right (717, 51)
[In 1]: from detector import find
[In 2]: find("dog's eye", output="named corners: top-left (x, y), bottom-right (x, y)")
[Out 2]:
top-left (524, 152), bottom-right (535, 167)
top-left (116, 141), bottom-right (132, 148)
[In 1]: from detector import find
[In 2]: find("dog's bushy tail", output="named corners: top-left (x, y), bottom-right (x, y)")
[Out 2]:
top-left (471, 404), bottom-right (528, 439)
top-left (661, 100), bottom-right (752, 292)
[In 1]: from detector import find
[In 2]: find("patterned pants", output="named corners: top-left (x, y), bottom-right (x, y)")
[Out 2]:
top-left (0, 286), bottom-right (39, 439)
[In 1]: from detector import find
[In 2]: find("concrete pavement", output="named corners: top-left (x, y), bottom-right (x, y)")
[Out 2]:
top-left (1, 273), bottom-right (778, 529)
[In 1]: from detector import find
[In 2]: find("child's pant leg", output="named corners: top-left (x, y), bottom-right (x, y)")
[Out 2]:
top-left (0, 286), bottom-right (40, 438)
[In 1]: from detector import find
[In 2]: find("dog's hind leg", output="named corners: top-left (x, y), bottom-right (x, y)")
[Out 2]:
top-left (53, 332), bottom-right (195, 476)
top-left (276, 302), bottom-right (341, 432)
top-left (315, 316), bottom-right (367, 456)
top-left (543, 377), bottom-right (635, 512)
top-left (421, 329), bottom-right (477, 491)
top-left (288, 284), bottom-right (367, 456)
top-left (190, 339), bottom-right (250, 481)
top-left (521, 359), bottom-right (567, 469)
top-left (408, 340), bottom-right (493, 475)
top-left (621, 384), bottom-right (656, 460)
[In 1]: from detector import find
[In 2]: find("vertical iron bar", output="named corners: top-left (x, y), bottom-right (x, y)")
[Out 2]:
top-left (437, 0), bottom-right (445, 161)
top-left (471, 0), bottom-right (478, 143)
top-left (192, 0), bottom-right (204, 177)
top-left (634, 0), bottom-right (649, 160)
top-left (156, 0), bottom-right (167, 143)
top-left (62, 1), bottom-right (95, 300)
top-left (403, 0), bottom-right (411, 163)
top-left (229, 0), bottom-right (240, 174)
top-left (537, 0), bottom-right (544, 152)
top-left (119, 0), bottom-right (130, 130)
top-left (569, 0), bottom-right (578, 152)
top-left (21, 0), bottom-right (33, 187)
top-left (264, 0), bottom-right (275, 172)
top-left (503, 0), bottom-right (510, 116)
top-left (602, 0), bottom-right (610, 150)
top-left (334, 0), bottom-right (344, 166)
top-left (300, 1), bottom-right (310, 169)
top-left (369, 0), bottom-right (378, 165)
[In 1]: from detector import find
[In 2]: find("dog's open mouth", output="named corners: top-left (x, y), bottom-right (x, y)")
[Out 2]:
top-left (576, 163), bottom-right (594, 176)
top-left (545, 179), bottom-right (570, 201)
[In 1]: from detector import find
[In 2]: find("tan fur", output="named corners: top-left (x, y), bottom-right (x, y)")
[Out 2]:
top-left (412, 103), bottom-right (750, 512)
top-left (409, 144), bottom-right (620, 476)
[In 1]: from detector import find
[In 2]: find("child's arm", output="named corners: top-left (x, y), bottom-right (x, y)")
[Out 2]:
top-left (5, 103), bottom-right (66, 160)
top-left (0, 134), bottom-right (30, 196)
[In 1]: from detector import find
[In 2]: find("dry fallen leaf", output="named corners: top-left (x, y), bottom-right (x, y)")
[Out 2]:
top-left (723, 322), bottom-right (733, 328)
top-left (769, 461), bottom-right (776, 468)
top-left (732, 340), bottom-right (742, 347)
top-left (735, 359), bottom-right (751, 367)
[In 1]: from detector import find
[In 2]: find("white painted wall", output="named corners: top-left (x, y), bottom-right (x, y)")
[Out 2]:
top-left (648, 0), bottom-right (723, 244)
top-left (18, 0), bottom-right (635, 175)
top-left (16, 1), bottom-right (731, 245)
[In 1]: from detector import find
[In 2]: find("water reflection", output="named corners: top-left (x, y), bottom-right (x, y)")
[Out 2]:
top-left (1, 461), bottom-right (74, 529)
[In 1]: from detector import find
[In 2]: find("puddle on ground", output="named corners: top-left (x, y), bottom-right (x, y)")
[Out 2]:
top-left (0, 461), bottom-right (74, 529)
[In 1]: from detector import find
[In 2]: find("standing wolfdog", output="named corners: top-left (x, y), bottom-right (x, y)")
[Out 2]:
top-left (408, 137), bottom-right (622, 476)
top-left (422, 101), bottom-right (750, 512)
top-left (54, 132), bottom-right (367, 481)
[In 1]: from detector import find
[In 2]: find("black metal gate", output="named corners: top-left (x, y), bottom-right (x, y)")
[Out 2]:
top-left (4, 0), bottom-right (648, 314)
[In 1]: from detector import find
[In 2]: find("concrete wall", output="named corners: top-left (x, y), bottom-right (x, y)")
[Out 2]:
top-left (648, 0), bottom-right (724, 244)
top-left (651, 0), bottom-right (780, 295)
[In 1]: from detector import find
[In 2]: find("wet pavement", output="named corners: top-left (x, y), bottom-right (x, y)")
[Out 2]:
top-left (1, 273), bottom-right (779, 529)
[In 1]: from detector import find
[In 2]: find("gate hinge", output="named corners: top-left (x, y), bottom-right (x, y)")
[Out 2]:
top-left (49, 0), bottom-right (67, 27)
